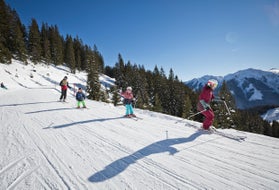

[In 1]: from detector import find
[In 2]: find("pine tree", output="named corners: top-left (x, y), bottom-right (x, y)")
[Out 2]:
top-left (9, 9), bottom-right (27, 62)
top-left (182, 95), bottom-right (192, 118)
top-left (214, 81), bottom-right (236, 128)
top-left (28, 18), bottom-right (42, 63)
top-left (158, 67), bottom-right (169, 113)
top-left (272, 121), bottom-right (279, 138)
top-left (114, 54), bottom-right (126, 88)
top-left (65, 35), bottom-right (76, 73)
top-left (136, 65), bottom-right (149, 108)
top-left (41, 23), bottom-right (51, 63)
top-left (80, 45), bottom-right (89, 70)
top-left (49, 25), bottom-right (63, 65)
top-left (86, 46), bottom-right (101, 100)
top-left (167, 69), bottom-right (176, 115)
top-left (73, 36), bottom-right (82, 71)
top-left (111, 86), bottom-right (121, 106)
top-left (0, 0), bottom-right (12, 63)
top-left (153, 94), bottom-right (163, 112)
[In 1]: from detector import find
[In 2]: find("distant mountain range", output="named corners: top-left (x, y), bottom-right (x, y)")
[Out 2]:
top-left (185, 68), bottom-right (279, 109)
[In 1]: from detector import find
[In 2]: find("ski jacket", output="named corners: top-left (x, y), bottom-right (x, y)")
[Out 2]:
top-left (76, 92), bottom-right (86, 101)
top-left (121, 90), bottom-right (134, 104)
top-left (60, 79), bottom-right (70, 90)
top-left (197, 85), bottom-right (215, 111)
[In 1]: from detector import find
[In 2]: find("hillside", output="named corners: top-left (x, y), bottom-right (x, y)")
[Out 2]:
top-left (1, 61), bottom-right (279, 189)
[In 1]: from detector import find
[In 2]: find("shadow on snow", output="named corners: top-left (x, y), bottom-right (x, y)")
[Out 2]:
top-left (43, 116), bottom-right (125, 129)
top-left (0, 101), bottom-right (59, 107)
top-left (88, 131), bottom-right (209, 183)
top-left (25, 107), bottom-right (75, 114)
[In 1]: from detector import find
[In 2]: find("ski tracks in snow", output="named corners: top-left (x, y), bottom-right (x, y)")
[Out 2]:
top-left (1, 89), bottom-right (279, 189)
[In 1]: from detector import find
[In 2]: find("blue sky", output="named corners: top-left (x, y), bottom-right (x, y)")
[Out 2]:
top-left (6, 0), bottom-right (279, 81)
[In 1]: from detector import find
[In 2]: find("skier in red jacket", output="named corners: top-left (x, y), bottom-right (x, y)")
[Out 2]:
top-left (197, 79), bottom-right (218, 130)
top-left (59, 76), bottom-right (71, 102)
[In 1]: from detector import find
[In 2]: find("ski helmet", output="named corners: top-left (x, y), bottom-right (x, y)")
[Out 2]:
top-left (127, 86), bottom-right (132, 91)
top-left (207, 79), bottom-right (218, 89)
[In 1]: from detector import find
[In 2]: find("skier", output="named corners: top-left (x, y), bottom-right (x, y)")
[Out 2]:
top-left (76, 88), bottom-right (87, 108)
top-left (197, 79), bottom-right (218, 130)
top-left (59, 76), bottom-right (71, 102)
top-left (121, 86), bottom-right (136, 117)
top-left (1, 82), bottom-right (7, 89)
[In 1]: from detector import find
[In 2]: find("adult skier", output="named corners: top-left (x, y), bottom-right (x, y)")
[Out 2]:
top-left (76, 88), bottom-right (87, 108)
top-left (197, 79), bottom-right (218, 130)
top-left (59, 76), bottom-right (71, 102)
top-left (121, 86), bottom-right (136, 117)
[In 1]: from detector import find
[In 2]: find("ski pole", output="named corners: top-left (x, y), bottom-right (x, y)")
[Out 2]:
top-left (213, 99), bottom-right (231, 115)
top-left (187, 109), bottom-right (207, 119)
top-left (175, 109), bottom-right (207, 124)
top-left (216, 99), bottom-right (236, 128)
top-left (222, 100), bottom-right (231, 115)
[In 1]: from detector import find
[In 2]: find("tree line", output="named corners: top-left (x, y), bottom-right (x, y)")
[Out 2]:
top-left (0, 0), bottom-right (102, 99)
top-left (1, 0), bottom-right (278, 138)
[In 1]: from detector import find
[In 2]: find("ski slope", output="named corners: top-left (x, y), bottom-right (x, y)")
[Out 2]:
top-left (1, 61), bottom-right (279, 189)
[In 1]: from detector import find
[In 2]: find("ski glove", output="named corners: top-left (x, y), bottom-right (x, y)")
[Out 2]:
top-left (200, 100), bottom-right (211, 110)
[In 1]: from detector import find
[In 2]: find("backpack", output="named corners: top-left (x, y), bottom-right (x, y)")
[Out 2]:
top-left (60, 79), bottom-right (67, 86)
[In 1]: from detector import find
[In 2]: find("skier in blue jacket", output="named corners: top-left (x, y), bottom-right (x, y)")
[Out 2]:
top-left (76, 88), bottom-right (87, 108)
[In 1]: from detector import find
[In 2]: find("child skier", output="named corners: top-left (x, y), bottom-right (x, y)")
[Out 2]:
top-left (197, 79), bottom-right (218, 130)
top-left (121, 86), bottom-right (136, 117)
top-left (59, 76), bottom-right (71, 102)
top-left (76, 88), bottom-right (87, 108)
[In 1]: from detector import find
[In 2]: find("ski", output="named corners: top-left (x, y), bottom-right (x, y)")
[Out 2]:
top-left (209, 127), bottom-right (247, 141)
top-left (130, 117), bottom-right (139, 121)
top-left (123, 115), bottom-right (143, 121)
top-left (75, 107), bottom-right (89, 110)
top-left (184, 123), bottom-right (247, 141)
top-left (58, 100), bottom-right (69, 103)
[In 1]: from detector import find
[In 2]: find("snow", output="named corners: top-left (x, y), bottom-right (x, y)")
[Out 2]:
top-left (269, 68), bottom-right (279, 74)
top-left (1, 61), bottom-right (279, 189)
top-left (245, 83), bottom-right (263, 101)
top-left (262, 108), bottom-right (279, 122)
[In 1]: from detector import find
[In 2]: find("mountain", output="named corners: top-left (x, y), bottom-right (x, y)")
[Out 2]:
top-left (185, 68), bottom-right (279, 109)
top-left (184, 75), bottom-right (224, 92)
top-left (1, 61), bottom-right (279, 189)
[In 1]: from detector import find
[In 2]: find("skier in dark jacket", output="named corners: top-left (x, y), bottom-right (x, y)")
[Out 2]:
top-left (197, 79), bottom-right (218, 130)
top-left (1, 82), bottom-right (7, 90)
top-left (59, 76), bottom-right (71, 102)
top-left (76, 88), bottom-right (87, 108)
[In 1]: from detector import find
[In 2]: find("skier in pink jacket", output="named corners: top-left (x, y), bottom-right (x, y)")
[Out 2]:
top-left (121, 86), bottom-right (136, 117)
top-left (197, 79), bottom-right (218, 130)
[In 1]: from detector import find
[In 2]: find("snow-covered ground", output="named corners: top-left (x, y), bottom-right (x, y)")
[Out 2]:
top-left (1, 61), bottom-right (279, 189)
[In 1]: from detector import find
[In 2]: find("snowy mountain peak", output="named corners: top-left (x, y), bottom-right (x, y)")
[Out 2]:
top-left (185, 75), bottom-right (224, 91)
top-left (269, 68), bottom-right (279, 74)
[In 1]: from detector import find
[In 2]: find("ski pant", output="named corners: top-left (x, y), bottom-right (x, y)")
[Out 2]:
top-left (77, 100), bottom-right (86, 107)
top-left (60, 89), bottom-right (67, 100)
top-left (125, 104), bottom-right (134, 115)
top-left (201, 109), bottom-right (214, 129)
